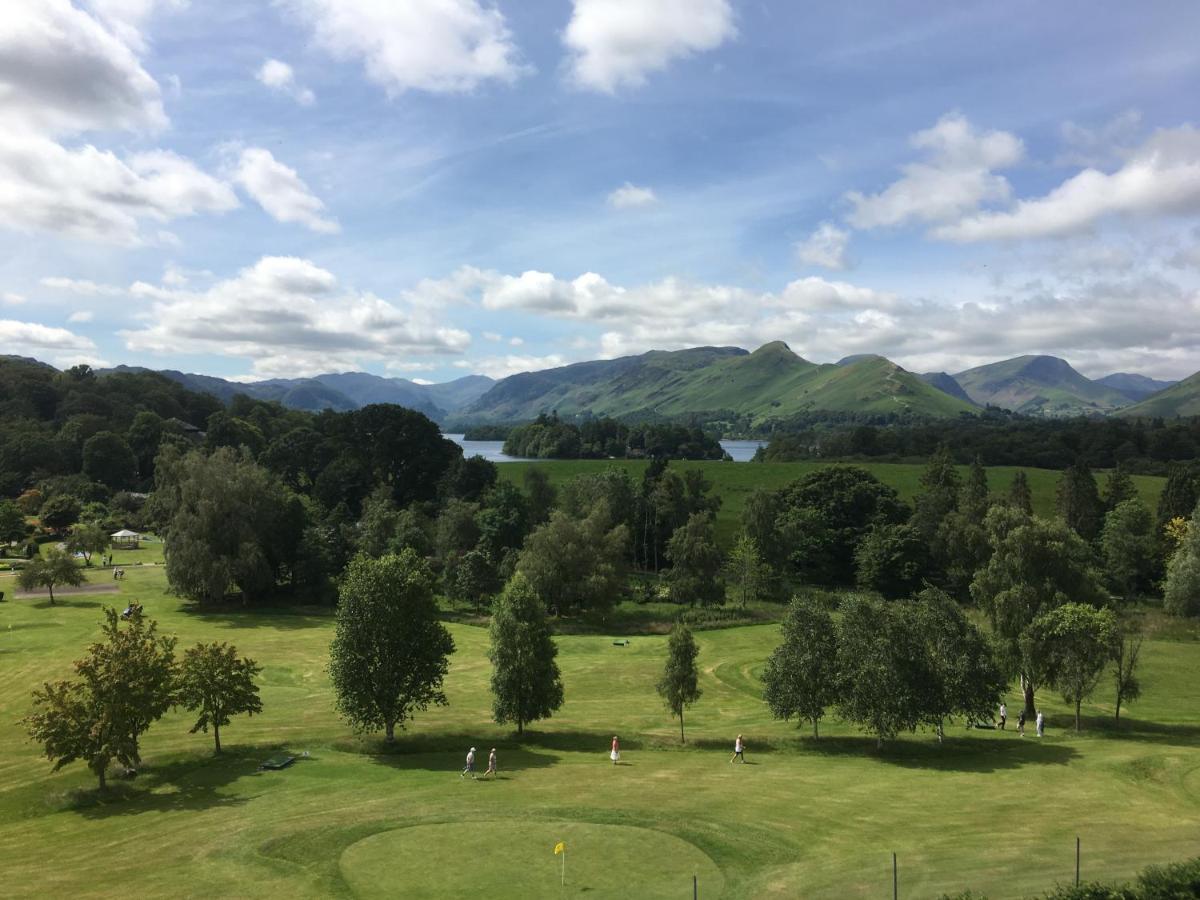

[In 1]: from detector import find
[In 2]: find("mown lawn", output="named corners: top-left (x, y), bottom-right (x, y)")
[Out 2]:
top-left (1, 567), bottom-right (1197, 899)
top-left (498, 460), bottom-right (1166, 545)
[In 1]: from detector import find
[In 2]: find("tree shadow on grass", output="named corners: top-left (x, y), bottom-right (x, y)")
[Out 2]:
top-left (1079, 715), bottom-right (1200, 748)
top-left (180, 604), bottom-right (333, 631)
top-left (29, 598), bottom-right (105, 610)
top-left (69, 747), bottom-right (272, 819)
top-left (795, 734), bottom-right (1080, 772)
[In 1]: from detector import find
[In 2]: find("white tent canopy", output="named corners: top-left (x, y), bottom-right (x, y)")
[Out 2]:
top-left (110, 529), bottom-right (141, 548)
top-left (111, 529), bottom-right (140, 538)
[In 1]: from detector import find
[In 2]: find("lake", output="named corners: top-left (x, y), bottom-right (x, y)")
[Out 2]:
top-left (445, 435), bottom-right (766, 463)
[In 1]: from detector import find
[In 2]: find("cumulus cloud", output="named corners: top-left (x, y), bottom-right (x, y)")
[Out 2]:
top-left (565, 0), bottom-right (735, 92)
top-left (936, 126), bottom-right (1200, 242)
top-left (0, 135), bottom-right (238, 244)
top-left (0, 318), bottom-right (100, 363)
top-left (461, 353), bottom-right (569, 379)
top-left (1057, 109), bottom-right (1142, 168)
top-left (2, 293), bottom-right (27, 305)
top-left (607, 182), bottom-right (658, 209)
top-left (67, 310), bottom-right (95, 323)
top-left (284, 0), bottom-right (527, 94)
top-left (256, 58), bottom-right (315, 105)
top-left (846, 113), bottom-right (1023, 229)
top-left (230, 147), bottom-right (338, 233)
top-left (795, 222), bottom-right (850, 270)
top-left (1, 0), bottom-right (166, 136)
top-left (122, 255), bottom-right (471, 377)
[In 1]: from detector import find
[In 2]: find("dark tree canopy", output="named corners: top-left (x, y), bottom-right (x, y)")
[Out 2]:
top-left (176, 642), bottom-right (263, 754)
top-left (762, 593), bottom-right (839, 737)
top-left (665, 512), bottom-right (726, 607)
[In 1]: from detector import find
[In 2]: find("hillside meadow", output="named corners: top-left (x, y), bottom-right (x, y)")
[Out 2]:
top-left (2, 564), bottom-right (1199, 899)
top-left (498, 460), bottom-right (1166, 544)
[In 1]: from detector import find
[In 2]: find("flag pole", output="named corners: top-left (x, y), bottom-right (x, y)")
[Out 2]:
top-left (561, 846), bottom-right (566, 887)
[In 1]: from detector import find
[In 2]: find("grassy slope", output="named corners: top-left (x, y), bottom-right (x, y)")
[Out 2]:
top-left (498, 460), bottom-right (1165, 545)
top-left (1117, 371), bottom-right (1200, 418)
top-left (1, 570), bottom-right (1199, 898)
top-left (467, 344), bottom-right (976, 424)
top-left (954, 356), bottom-right (1131, 416)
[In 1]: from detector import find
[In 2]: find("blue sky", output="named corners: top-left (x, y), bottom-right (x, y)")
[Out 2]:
top-left (3, 0), bottom-right (1200, 383)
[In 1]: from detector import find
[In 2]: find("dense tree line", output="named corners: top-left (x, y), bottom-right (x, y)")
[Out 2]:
top-left (502, 413), bottom-right (726, 460)
top-left (756, 410), bottom-right (1200, 474)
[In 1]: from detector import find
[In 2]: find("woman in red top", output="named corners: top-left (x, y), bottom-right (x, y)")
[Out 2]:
top-left (610, 735), bottom-right (620, 765)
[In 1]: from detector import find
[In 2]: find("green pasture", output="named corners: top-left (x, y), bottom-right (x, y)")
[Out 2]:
top-left (2, 567), bottom-right (1199, 898)
top-left (499, 460), bottom-right (1166, 544)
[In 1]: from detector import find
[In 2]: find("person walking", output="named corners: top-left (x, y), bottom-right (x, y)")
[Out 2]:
top-left (1036, 710), bottom-right (1045, 738)
top-left (483, 748), bottom-right (497, 778)
top-left (1017, 710), bottom-right (1026, 736)
top-left (998, 702), bottom-right (1007, 730)
top-left (461, 747), bottom-right (477, 779)
top-left (610, 735), bottom-right (620, 765)
top-left (730, 734), bottom-right (746, 763)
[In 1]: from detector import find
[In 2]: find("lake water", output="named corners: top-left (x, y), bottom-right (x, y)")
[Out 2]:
top-left (446, 435), bottom-right (766, 463)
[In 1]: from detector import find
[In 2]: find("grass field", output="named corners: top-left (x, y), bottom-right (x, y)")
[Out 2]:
top-left (2, 566), bottom-right (1199, 899)
top-left (498, 460), bottom-right (1166, 545)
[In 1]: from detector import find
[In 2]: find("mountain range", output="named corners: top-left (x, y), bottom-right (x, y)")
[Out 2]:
top-left (73, 346), bottom-right (1197, 423)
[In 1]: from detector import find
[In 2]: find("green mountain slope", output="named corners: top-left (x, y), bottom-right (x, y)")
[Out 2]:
top-left (953, 355), bottom-right (1131, 416)
top-left (1117, 371), bottom-right (1200, 418)
top-left (463, 342), bottom-right (977, 423)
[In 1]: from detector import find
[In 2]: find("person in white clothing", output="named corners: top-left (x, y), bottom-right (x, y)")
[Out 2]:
top-left (1036, 711), bottom-right (1045, 737)
top-left (730, 734), bottom-right (745, 763)
top-left (461, 747), bottom-right (476, 778)
top-left (998, 702), bottom-right (1007, 730)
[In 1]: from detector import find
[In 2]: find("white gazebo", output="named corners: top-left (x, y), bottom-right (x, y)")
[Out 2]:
top-left (111, 529), bottom-right (141, 549)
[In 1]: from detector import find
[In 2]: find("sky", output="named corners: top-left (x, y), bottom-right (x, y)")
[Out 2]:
top-left (3, 0), bottom-right (1200, 384)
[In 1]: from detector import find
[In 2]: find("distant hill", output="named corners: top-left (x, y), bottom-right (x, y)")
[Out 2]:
top-left (953, 355), bottom-right (1132, 416)
top-left (1096, 372), bottom-right (1178, 402)
top-left (1117, 371), bottom-right (1200, 418)
top-left (461, 342), bottom-right (977, 423)
top-left (102, 366), bottom-right (494, 420)
top-left (918, 371), bottom-right (976, 406)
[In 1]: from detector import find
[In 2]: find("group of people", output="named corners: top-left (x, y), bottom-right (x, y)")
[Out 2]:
top-left (997, 702), bottom-right (1046, 737)
top-left (460, 747), bottom-right (499, 779)
top-left (111, 567), bottom-right (126, 580)
top-left (460, 733), bottom-right (749, 777)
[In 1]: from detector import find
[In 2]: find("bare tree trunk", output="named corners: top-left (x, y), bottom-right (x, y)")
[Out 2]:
top-left (1075, 699), bottom-right (1081, 732)
top-left (1115, 694), bottom-right (1122, 724)
top-left (679, 709), bottom-right (685, 744)
top-left (813, 719), bottom-right (819, 739)
top-left (1021, 673), bottom-right (1036, 719)
top-left (97, 764), bottom-right (107, 791)
top-left (385, 719), bottom-right (395, 742)
top-left (214, 723), bottom-right (222, 754)
top-left (48, 583), bottom-right (55, 605)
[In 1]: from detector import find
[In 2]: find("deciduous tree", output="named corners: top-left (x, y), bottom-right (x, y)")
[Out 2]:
top-left (656, 622), bottom-right (701, 743)
top-left (66, 522), bottom-right (109, 566)
top-left (724, 533), bottom-right (772, 608)
top-left (1021, 603), bottom-right (1117, 732)
top-left (1101, 499), bottom-right (1157, 602)
top-left (665, 512), bottom-right (725, 607)
top-left (23, 608), bottom-right (176, 789)
top-left (176, 642), bottom-right (263, 754)
top-left (517, 509), bottom-right (628, 614)
top-left (488, 573), bottom-right (564, 735)
top-left (329, 551), bottom-right (454, 742)
top-left (762, 593), bottom-right (838, 737)
top-left (17, 547), bottom-right (84, 604)
top-left (1112, 622), bottom-right (1143, 724)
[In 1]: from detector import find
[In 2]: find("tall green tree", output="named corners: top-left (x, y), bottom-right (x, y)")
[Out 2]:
top-left (328, 551), bottom-right (455, 742)
top-left (1007, 470), bottom-right (1034, 516)
top-left (971, 509), bottom-right (1105, 717)
top-left (835, 593), bottom-right (927, 748)
top-left (39, 494), bottom-right (81, 534)
top-left (911, 445), bottom-right (961, 543)
top-left (82, 431), bottom-right (137, 490)
top-left (656, 622), bottom-right (701, 743)
top-left (17, 547), bottom-right (84, 605)
top-left (724, 532), bottom-right (772, 608)
top-left (0, 499), bottom-right (27, 544)
top-left (1021, 603), bottom-right (1117, 732)
top-left (1156, 462), bottom-right (1200, 531)
top-left (517, 509), bottom-right (628, 614)
top-left (1056, 459), bottom-right (1104, 541)
top-left (907, 589), bottom-right (1005, 742)
top-left (762, 594), bottom-right (839, 737)
top-left (522, 467), bottom-right (557, 527)
top-left (1101, 499), bottom-right (1157, 602)
top-left (487, 573), bottom-right (564, 735)
top-left (176, 642), bottom-right (263, 754)
top-left (854, 523), bottom-right (928, 599)
top-left (1164, 501), bottom-right (1200, 617)
top-left (66, 522), bottom-right (110, 566)
top-left (22, 609), bottom-right (176, 789)
top-left (1102, 464), bottom-right (1138, 512)
top-left (1112, 620), bottom-right (1143, 724)
top-left (665, 512), bottom-right (725, 607)
top-left (739, 488), bottom-right (789, 572)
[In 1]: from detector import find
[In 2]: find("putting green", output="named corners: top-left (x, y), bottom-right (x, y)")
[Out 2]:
top-left (339, 821), bottom-right (725, 899)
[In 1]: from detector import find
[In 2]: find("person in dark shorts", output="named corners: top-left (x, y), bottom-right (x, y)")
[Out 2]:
top-left (998, 702), bottom-right (1007, 730)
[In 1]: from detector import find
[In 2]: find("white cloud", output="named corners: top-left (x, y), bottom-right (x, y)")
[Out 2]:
top-left (284, 0), bottom-right (527, 94)
top-left (565, 0), bottom-right (735, 93)
top-left (41, 276), bottom-right (123, 295)
top-left (3, 292), bottom-right (28, 305)
top-left (465, 353), bottom-right (569, 379)
top-left (256, 58), bottom-right (315, 105)
top-left (607, 182), bottom-right (658, 209)
top-left (121, 255), bottom-right (471, 377)
top-left (795, 222), bottom-right (850, 270)
top-left (411, 378), bottom-right (433, 385)
top-left (231, 147), bottom-right (338, 233)
top-left (0, 135), bottom-right (238, 244)
top-left (936, 126), bottom-right (1200, 242)
top-left (67, 310), bottom-right (95, 323)
top-left (0, 318), bottom-right (99, 357)
top-left (1, 0), bottom-right (167, 136)
top-left (509, 336), bottom-right (524, 346)
top-left (846, 113), bottom-right (1023, 229)
top-left (1057, 110), bottom-right (1142, 168)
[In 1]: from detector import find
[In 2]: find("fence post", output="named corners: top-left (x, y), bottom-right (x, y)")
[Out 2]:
top-left (1076, 836), bottom-right (1080, 886)
top-left (893, 852), bottom-right (898, 900)
top-left (693, 872), bottom-right (697, 899)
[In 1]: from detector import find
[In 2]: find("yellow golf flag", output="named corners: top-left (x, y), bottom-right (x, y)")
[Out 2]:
top-left (554, 841), bottom-right (565, 855)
